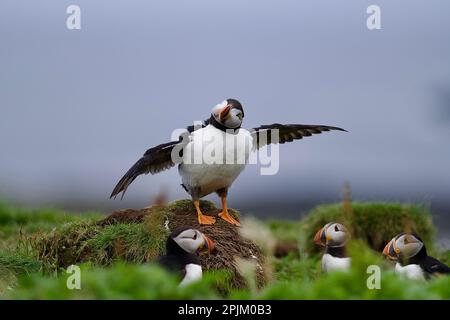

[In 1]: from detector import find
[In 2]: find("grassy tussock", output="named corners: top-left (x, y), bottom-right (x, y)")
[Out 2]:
top-left (32, 208), bottom-right (171, 272)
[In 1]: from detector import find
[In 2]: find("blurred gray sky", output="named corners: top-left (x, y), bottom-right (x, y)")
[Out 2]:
top-left (1, 1), bottom-right (450, 239)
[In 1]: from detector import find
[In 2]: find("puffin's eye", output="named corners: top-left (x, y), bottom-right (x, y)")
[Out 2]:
top-left (192, 233), bottom-right (197, 240)
top-left (335, 225), bottom-right (340, 232)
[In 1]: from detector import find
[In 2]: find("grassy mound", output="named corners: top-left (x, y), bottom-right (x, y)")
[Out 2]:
top-left (301, 202), bottom-right (435, 254)
top-left (32, 200), bottom-right (266, 289)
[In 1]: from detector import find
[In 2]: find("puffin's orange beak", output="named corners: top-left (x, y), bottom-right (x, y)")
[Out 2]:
top-left (202, 235), bottom-right (215, 254)
top-left (314, 227), bottom-right (326, 246)
top-left (382, 239), bottom-right (398, 260)
top-left (219, 105), bottom-right (232, 121)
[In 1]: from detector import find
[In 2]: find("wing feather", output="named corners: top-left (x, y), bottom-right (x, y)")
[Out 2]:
top-left (110, 141), bottom-right (181, 199)
top-left (251, 123), bottom-right (346, 150)
top-left (110, 120), bottom-right (209, 200)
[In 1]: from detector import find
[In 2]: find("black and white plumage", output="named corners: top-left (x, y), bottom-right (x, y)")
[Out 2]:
top-left (383, 233), bottom-right (450, 280)
top-left (314, 222), bottom-right (351, 273)
top-left (158, 227), bottom-right (215, 287)
top-left (110, 98), bottom-right (346, 226)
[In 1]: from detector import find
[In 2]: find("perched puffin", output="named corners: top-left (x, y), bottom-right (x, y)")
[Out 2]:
top-left (111, 99), bottom-right (346, 225)
top-left (314, 222), bottom-right (351, 273)
top-left (158, 227), bottom-right (215, 286)
top-left (382, 233), bottom-right (449, 280)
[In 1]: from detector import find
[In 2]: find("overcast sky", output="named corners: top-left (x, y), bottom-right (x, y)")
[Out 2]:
top-left (1, 1), bottom-right (450, 240)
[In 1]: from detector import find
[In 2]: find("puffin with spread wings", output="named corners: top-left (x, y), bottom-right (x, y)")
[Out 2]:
top-left (110, 99), bottom-right (346, 226)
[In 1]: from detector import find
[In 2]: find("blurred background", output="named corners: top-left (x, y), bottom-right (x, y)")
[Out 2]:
top-left (0, 1), bottom-right (449, 245)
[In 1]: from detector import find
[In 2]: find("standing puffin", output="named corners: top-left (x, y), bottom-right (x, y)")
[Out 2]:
top-left (110, 99), bottom-right (346, 226)
top-left (158, 227), bottom-right (215, 286)
top-left (314, 222), bottom-right (351, 273)
top-left (382, 233), bottom-right (449, 280)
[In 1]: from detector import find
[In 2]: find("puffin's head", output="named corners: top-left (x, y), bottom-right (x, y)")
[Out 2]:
top-left (170, 227), bottom-right (215, 255)
top-left (211, 99), bottom-right (245, 129)
top-left (314, 222), bottom-right (349, 248)
top-left (382, 233), bottom-right (424, 261)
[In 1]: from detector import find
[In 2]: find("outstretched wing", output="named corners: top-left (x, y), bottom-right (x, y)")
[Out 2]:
top-left (110, 120), bottom-right (210, 200)
top-left (110, 140), bottom-right (182, 199)
top-left (251, 123), bottom-right (346, 150)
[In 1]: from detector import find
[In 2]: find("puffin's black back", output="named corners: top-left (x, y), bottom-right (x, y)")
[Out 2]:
top-left (419, 256), bottom-right (450, 276)
top-left (405, 242), bottom-right (450, 276)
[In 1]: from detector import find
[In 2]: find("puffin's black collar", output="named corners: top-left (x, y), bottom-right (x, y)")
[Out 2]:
top-left (326, 246), bottom-right (348, 258)
top-left (165, 237), bottom-right (201, 265)
top-left (209, 115), bottom-right (241, 133)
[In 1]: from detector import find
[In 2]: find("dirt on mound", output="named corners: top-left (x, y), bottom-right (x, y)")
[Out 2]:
top-left (33, 200), bottom-right (266, 289)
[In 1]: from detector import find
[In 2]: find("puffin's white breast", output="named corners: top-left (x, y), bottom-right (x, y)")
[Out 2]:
top-left (179, 125), bottom-right (253, 196)
top-left (179, 264), bottom-right (203, 287)
top-left (322, 254), bottom-right (351, 273)
top-left (394, 263), bottom-right (425, 280)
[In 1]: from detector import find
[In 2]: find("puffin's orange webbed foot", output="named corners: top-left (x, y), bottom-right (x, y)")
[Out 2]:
top-left (198, 213), bottom-right (216, 225)
top-left (218, 195), bottom-right (240, 226)
top-left (219, 210), bottom-right (240, 226)
top-left (194, 200), bottom-right (216, 225)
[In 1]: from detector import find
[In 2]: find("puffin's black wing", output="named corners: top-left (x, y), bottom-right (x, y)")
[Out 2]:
top-left (110, 140), bottom-right (182, 199)
top-left (110, 119), bottom-right (210, 200)
top-left (158, 255), bottom-right (184, 273)
top-left (421, 256), bottom-right (450, 276)
top-left (251, 124), bottom-right (346, 150)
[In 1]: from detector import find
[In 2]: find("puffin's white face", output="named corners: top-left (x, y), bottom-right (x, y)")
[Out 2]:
top-left (173, 228), bottom-right (214, 254)
top-left (383, 233), bottom-right (423, 260)
top-left (212, 99), bottom-right (244, 129)
top-left (314, 222), bottom-right (349, 248)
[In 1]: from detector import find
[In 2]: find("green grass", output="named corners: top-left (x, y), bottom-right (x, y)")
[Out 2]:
top-left (4, 242), bottom-right (449, 300)
top-left (0, 200), bottom-right (449, 300)
top-left (0, 201), bottom-right (101, 246)
top-left (5, 263), bottom-right (222, 300)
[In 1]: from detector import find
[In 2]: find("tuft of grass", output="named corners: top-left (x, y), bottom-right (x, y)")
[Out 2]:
top-left (273, 253), bottom-right (320, 283)
top-left (32, 216), bottom-right (169, 273)
top-left (85, 223), bottom-right (167, 265)
top-left (0, 252), bottom-right (43, 276)
top-left (0, 252), bottom-right (43, 294)
top-left (301, 202), bottom-right (434, 254)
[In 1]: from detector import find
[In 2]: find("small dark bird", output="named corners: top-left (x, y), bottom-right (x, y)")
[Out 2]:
top-left (314, 222), bottom-right (351, 273)
top-left (158, 227), bottom-right (215, 286)
top-left (383, 233), bottom-right (450, 280)
top-left (110, 98), bottom-right (346, 226)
